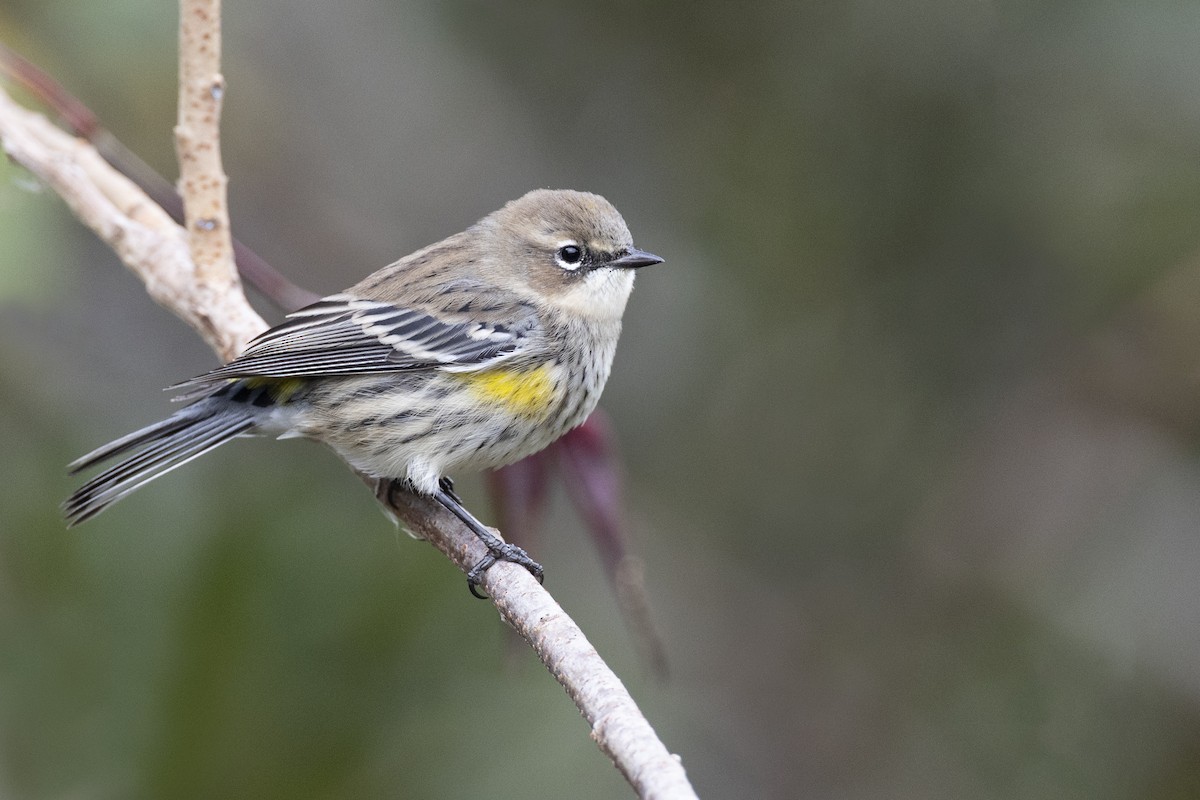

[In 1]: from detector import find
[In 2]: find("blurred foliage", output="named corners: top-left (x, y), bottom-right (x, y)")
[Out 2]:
top-left (4, 0), bottom-right (1200, 798)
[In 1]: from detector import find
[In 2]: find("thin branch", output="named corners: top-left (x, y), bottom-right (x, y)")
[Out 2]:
top-left (0, 40), bottom-right (318, 312)
top-left (0, 85), bottom-right (264, 361)
top-left (388, 489), bottom-right (696, 798)
top-left (0, 15), bottom-right (698, 797)
top-left (0, 41), bottom-right (100, 138)
top-left (176, 0), bottom-right (236, 288)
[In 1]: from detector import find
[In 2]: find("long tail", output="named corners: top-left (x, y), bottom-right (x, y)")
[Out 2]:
top-left (64, 399), bottom-right (256, 526)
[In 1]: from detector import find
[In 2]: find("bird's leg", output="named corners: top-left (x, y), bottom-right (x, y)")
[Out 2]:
top-left (377, 477), bottom-right (544, 597)
top-left (433, 482), bottom-right (545, 598)
top-left (438, 475), bottom-right (462, 504)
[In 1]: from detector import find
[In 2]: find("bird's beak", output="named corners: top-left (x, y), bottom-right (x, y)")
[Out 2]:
top-left (608, 248), bottom-right (664, 270)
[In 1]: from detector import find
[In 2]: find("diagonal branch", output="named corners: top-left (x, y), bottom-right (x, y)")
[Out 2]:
top-left (387, 489), bottom-right (694, 797)
top-left (0, 85), bottom-right (264, 361)
top-left (0, 38), bottom-right (318, 312)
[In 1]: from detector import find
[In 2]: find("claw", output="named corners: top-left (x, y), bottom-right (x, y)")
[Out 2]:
top-left (467, 555), bottom-right (497, 598)
top-left (465, 539), bottom-right (544, 597)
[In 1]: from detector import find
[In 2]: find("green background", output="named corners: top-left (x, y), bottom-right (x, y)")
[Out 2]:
top-left (3, 1), bottom-right (1200, 797)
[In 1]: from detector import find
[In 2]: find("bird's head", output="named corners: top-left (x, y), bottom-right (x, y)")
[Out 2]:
top-left (482, 189), bottom-right (662, 321)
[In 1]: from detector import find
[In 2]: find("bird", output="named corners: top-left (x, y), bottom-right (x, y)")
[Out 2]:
top-left (64, 189), bottom-right (662, 592)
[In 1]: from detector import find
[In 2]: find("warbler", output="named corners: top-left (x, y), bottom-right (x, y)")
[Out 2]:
top-left (64, 189), bottom-right (662, 590)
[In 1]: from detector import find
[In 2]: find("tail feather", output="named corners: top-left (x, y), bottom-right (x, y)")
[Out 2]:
top-left (64, 403), bottom-right (255, 526)
top-left (67, 413), bottom-right (197, 474)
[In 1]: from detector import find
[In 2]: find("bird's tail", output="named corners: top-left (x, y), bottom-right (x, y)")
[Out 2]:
top-left (64, 399), bottom-right (256, 526)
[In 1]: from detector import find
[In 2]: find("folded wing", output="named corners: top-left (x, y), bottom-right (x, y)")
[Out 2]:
top-left (176, 293), bottom-right (538, 390)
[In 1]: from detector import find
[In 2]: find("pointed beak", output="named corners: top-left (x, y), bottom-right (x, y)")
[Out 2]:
top-left (608, 247), bottom-right (664, 270)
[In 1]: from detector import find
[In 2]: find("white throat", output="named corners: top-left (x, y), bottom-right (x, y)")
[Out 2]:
top-left (552, 269), bottom-right (636, 321)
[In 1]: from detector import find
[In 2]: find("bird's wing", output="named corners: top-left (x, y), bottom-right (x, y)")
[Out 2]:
top-left (175, 292), bottom-right (538, 389)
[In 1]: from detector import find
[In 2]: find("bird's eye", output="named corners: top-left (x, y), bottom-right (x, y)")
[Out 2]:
top-left (555, 244), bottom-right (584, 270)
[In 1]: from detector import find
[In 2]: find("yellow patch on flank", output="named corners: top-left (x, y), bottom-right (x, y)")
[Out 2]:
top-left (458, 364), bottom-right (558, 419)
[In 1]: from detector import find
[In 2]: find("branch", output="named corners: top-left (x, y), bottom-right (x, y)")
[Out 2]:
top-left (0, 39), bottom-right (318, 312)
top-left (386, 490), bottom-right (695, 798)
top-left (0, 85), bottom-right (263, 361)
top-left (176, 0), bottom-right (236, 287)
top-left (0, 24), bottom-right (697, 800)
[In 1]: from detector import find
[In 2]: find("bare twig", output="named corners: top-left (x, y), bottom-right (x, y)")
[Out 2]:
top-left (389, 489), bottom-right (696, 798)
top-left (176, 0), bottom-right (236, 288)
top-left (0, 40), bottom-right (317, 311)
top-left (0, 41), bottom-right (100, 138)
top-left (0, 9), bottom-right (697, 796)
top-left (0, 85), bottom-right (264, 361)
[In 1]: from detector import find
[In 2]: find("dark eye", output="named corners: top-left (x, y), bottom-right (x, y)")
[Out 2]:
top-left (555, 244), bottom-right (583, 270)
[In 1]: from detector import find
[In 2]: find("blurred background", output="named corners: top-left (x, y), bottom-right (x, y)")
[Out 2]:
top-left (3, 0), bottom-right (1200, 797)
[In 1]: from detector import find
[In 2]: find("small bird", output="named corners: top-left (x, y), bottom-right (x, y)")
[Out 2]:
top-left (65, 189), bottom-right (662, 592)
